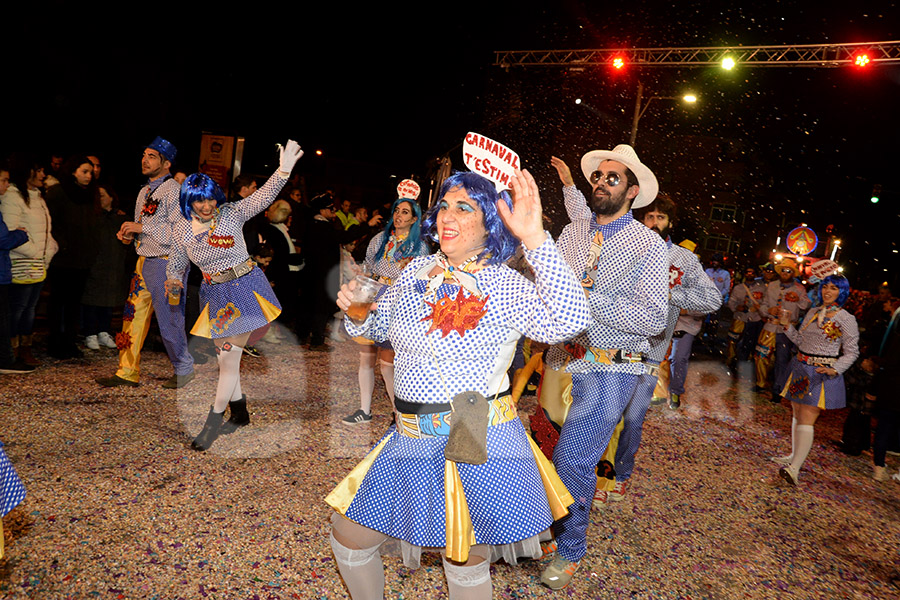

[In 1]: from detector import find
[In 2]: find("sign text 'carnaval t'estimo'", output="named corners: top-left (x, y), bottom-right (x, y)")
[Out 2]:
top-left (462, 132), bottom-right (520, 191)
top-left (397, 179), bottom-right (421, 201)
top-left (810, 259), bottom-right (839, 280)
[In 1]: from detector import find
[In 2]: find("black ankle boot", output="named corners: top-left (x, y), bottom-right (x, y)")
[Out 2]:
top-left (220, 395), bottom-right (250, 434)
top-left (191, 407), bottom-right (225, 451)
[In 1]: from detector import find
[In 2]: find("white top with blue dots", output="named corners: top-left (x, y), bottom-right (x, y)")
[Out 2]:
top-left (547, 185), bottom-right (669, 374)
top-left (167, 172), bottom-right (288, 281)
top-left (364, 231), bottom-right (429, 284)
top-left (346, 235), bottom-right (591, 403)
top-left (133, 178), bottom-right (182, 258)
top-left (561, 186), bottom-right (722, 363)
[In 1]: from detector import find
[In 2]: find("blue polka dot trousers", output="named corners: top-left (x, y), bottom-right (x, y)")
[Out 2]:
top-left (552, 370), bottom-right (638, 562)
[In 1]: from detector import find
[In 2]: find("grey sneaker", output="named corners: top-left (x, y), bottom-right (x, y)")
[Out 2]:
top-left (342, 409), bottom-right (372, 425)
top-left (541, 554), bottom-right (581, 590)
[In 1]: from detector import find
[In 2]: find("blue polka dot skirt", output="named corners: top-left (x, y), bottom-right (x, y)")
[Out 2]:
top-left (1, 442), bottom-right (26, 517)
top-left (192, 267), bottom-right (282, 339)
top-left (337, 419), bottom-right (561, 549)
top-left (781, 359), bottom-right (846, 410)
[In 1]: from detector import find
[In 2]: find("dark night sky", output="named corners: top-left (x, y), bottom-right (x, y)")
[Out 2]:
top-left (5, 1), bottom-right (900, 286)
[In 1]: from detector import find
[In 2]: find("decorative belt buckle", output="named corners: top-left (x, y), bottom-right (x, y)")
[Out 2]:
top-left (620, 351), bottom-right (641, 363)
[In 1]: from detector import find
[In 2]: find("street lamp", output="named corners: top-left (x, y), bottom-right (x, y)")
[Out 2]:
top-left (629, 81), bottom-right (697, 146)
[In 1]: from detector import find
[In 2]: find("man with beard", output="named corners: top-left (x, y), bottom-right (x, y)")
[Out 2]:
top-left (549, 168), bottom-right (720, 503)
top-left (96, 137), bottom-right (194, 388)
top-left (703, 253), bottom-right (731, 347)
top-left (540, 145), bottom-right (668, 590)
top-left (756, 257), bottom-right (810, 401)
top-left (725, 265), bottom-right (767, 373)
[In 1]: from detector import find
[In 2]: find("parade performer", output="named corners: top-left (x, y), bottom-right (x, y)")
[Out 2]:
top-left (327, 167), bottom-right (590, 600)
top-left (540, 145), bottom-right (668, 589)
top-left (165, 140), bottom-right (303, 451)
top-left (0, 440), bottom-right (26, 558)
top-left (538, 159), bottom-right (720, 505)
top-left (771, 274), bottom-right (859, 485)
top-left (703, 253), bottom-right (731, 344)
top-left (342, 195), bottom-right (428, 425)
top-left (725, 265), bottom-right (766, 372)
top-left (96, 137), bottom-right (195, 389)
top-left (755, 257), bottom-right (811, 401)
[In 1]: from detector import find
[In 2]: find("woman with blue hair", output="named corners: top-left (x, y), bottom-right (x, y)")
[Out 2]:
top-left (165, 140), bottom-right (303, 451)
top-left (327, 169), bottom-right (591, 599)
top-left (342, 196), bottom-right (429, 425)
top-left (772, 274), bottom-right (859, 485)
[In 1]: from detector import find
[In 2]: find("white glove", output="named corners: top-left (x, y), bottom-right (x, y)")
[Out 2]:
top-left (279, 140), bottom-right (304, 175)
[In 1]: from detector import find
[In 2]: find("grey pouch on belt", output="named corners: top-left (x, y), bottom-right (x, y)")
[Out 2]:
top-left (444, 391), bottom-right (489, 465)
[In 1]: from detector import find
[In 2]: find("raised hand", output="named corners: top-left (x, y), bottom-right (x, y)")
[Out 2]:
top-left (550, 156), bottom-right (574, 186)
top-left (498, 169), bottom-right (547, 250)
top-left (279, 140), bottom-right (304, 175)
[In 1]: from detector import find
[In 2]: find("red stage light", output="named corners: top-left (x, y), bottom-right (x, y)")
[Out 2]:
top-left (854, 53), bottom-right (870, 67)
top-left (612, 57), bottom-right (625, 70)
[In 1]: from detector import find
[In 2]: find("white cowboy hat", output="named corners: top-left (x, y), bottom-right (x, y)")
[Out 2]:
top-left (580, 144), bottom-right (659, 209)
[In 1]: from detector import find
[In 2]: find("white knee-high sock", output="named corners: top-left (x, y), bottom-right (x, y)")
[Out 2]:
top-left (358, 351), bottom-right (376, 414)
top-left (379, 359), bottom-right (395, 403)
top-left (214, 344), bottom-right (243, 412)
top-left (330, 532), bottom-right (384, 600)
top-left (790, 424), bottom-right (815, 473)
top-left (783, 417), bottom-right (798, 461)
top-left (442, 557), bottom-right (492, 600)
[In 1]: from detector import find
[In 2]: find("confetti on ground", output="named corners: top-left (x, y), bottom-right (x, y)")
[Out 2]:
top-left (1, 333), bottom-right (898, 598)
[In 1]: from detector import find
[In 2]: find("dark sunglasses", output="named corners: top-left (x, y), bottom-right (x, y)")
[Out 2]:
top-left (589, 170), bottom-right (625, 187)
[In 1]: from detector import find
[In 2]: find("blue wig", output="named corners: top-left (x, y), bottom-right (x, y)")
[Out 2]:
top-left (375, 198), bottom-right (425, 262)
top-left (421, 171), bottom-right (518, 266)
top-left (179, 173), bottom-right (227, 219)
top-left (816, 274), bottom-right (851, 307)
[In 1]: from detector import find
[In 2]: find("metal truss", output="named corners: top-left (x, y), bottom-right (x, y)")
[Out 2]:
top-left (495, 40), bottom-right (900, 68)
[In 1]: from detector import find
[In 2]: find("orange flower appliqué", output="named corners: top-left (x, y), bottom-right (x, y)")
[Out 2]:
top-left (422, 288), bottom-right (488, 338)
top-left (115, 331), bottom-right (133, 350)
top-left (822, 320), bottom-right (843, 341)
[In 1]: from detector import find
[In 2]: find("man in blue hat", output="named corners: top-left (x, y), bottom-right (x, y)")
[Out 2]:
top-left (96, 137), bottom-right (194, 388)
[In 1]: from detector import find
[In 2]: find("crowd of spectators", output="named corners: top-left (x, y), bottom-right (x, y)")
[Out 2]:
top-left (0, 149), bottom-right (418, 371)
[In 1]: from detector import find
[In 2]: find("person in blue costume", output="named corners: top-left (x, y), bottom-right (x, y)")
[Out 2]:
top-left (771, 274), bottom-right (859, 485)
top-left (327, 169), bottom-right (591, 599)
top-left (341, 196), bottom-right (429, 426)
top-left (0, 440), bottom-right (27, 558)
top-left (165, 140), bottom-right (303, 451)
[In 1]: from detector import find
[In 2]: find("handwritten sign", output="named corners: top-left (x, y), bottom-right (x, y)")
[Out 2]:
top-left (462, 132), bottom-right (520, 191)
top-left (786, 226), bottom-right (818, 256)
top-left (397, 179), bottom-right (421, 200)
top-left (810, 259), bottom-right (838, 279)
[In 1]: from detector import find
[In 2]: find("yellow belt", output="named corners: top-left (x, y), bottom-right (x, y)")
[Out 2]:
top-left (397, 394), bottom-right (517, 439)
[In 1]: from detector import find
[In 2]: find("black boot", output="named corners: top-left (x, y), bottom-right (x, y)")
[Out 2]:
top-left (220, 395), bottom-right (250, 434)
top-left (191, 407), bottom-right (225, 451)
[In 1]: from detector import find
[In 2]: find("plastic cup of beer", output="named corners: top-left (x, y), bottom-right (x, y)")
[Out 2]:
top-left (778, 307), bottom-right (791, 325)
top-left (122, 231), bottom-right (134, 244)
top-left (347, 275), bottom-right (382, 323)
top-left (168, 286), bottom-right (182, 306)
